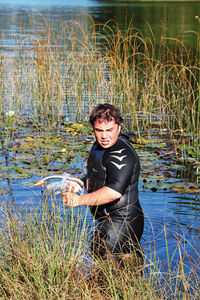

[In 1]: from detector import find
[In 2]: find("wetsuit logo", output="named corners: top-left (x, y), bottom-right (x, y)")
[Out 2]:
top-left (110, 149), bottom-right (127, 170)
top-left (110, 161), bottom-right (126, 170)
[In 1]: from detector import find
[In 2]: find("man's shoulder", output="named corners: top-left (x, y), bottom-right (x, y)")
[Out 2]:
top-left (106, 135), bottom-right (137, 159)
top-left (120, 132), bottom-right (136, 140)
top-left (114, 134), bottom-right (139, 163)
top-left (117, 134), bottom-right (135, 152)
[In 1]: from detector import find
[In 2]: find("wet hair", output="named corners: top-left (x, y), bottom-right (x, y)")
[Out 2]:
top-left (89, 103), bottom-right (123, 126)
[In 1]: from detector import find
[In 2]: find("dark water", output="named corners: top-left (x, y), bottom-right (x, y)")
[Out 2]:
top-left (0, 0), bottom-right (200, 49)
top-left (0, 0), bottom-right (199, 280)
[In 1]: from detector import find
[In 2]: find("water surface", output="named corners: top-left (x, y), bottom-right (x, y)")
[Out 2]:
top-left (1, 0), bottom-right (199, 48)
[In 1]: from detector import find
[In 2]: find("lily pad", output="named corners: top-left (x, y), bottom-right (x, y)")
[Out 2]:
top-left (12, 153), bottom-right (36, 164)
top-left (142, 180), bottom-right (171, 192)
top-left (0, 166), bottom-right (10, 172)
top-left (1, 173), bottom-right (31, 180)
top-left (171, 182), bottom-right (200, 194)
top-left (65, 122), bottom-right (93, 135)
top-left (142, 178), bottom-right (200, 195)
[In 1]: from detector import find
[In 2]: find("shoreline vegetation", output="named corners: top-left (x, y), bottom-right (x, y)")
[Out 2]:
top-left (0, 199), bottom-right (199, 299)
top-left (0, 18), bottom-right (199, 298)
top-left (0, 17), bottom-right (199, 162)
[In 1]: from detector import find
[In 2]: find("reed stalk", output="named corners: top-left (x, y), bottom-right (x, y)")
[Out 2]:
top-left (0, 199), bottom-right (199, 299)
top-left (196, 16), bottom-right (200, 162)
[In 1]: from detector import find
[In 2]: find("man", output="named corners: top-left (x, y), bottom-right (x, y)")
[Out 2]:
top-left (63, 103), bottom-right (144, 261)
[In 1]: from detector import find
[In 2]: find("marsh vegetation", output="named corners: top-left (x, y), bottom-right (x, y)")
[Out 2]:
top-left (0, 17), bottom-right (199, 299)
top-left (0, 18), bottom-right (199, 158)
top-left (0, 197), bottom-right (199, 299)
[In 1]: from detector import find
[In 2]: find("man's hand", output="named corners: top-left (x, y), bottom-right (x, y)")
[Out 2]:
top-left (62, 186), bottom-right (121, 207)
top-left (62, 192), bottom-right (80, 207)
top-left (65, 180), bottom-right (83, 193)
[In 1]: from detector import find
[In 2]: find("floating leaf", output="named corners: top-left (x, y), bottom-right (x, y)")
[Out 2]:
top-left (15, 153), bottom-right (36, 160)
top-left (142, 180), bottom-right (171, 192)
top-left (149, 143), bottom-right (166, 149)
top-left (71, 123), bottom-right (85, 131)
top-left (59, 148), bottom-right (67, 153)
top-left (3, 173), bottom-right (30, 180)
top-left (171, 182), bottom-right (200, 194)
top-left (0, 166), bottom-right (11, 172)
top-left (25, 135), bottom-right (35, 142)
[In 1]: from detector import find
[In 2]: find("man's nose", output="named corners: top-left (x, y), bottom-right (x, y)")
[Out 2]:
top-left (101, 131), bottom-right (107, 139)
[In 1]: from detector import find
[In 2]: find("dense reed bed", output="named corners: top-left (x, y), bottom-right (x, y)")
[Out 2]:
top-left (0, 199), bottom-right (199, 299)
top-left (0, 18), bottom-right (199, 153)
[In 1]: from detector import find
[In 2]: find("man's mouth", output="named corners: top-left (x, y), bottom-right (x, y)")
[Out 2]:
top-left (101, 140), bottom-right (109, 145)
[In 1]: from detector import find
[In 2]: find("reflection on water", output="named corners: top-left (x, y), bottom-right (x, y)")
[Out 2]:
top-left (0, 0), bottom-right (99, 7)
top-left (0, 0), bottom-right (200, 50)
top-left (141, 187), bottom-right (199, 261)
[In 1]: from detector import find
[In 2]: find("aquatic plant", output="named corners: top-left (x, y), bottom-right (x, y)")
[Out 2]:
top-left (0, 18), bottom-right (198, 128)
top-left (0, 197), bottom-right (93, 298)
top-left (0, 17), bottom-right (199, 164)
top-left (195, 16), bottom-right (200, 163)
top-left (0, 200), bottom-right (199, 299)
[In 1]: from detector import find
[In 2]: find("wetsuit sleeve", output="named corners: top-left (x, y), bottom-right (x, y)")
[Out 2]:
top-left (105, 145), bottom-right (139, 195)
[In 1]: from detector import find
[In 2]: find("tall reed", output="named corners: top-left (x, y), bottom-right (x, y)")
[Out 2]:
top-left (0, 17), bottom-right (199, 150)
top-left (195, 16), bottom-right (200, 161)
top-left (0, 199), bottom-right (199, 299)
top-left (0, 196), bottom-right (93, 298)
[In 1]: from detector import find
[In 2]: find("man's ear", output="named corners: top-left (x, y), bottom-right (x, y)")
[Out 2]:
top-left (118, 125), bottom-right (121, 132)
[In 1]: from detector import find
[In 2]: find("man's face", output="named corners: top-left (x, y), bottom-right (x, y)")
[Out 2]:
top-left (93, 119), bottom-right (121, 149)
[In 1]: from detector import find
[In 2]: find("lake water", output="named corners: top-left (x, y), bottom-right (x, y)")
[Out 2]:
top-left (1, 0), bottom-right (200, 50)
top-left (0, 0), bottom-right (200, 282)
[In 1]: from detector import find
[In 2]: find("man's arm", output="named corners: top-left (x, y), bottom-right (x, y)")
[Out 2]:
top-left (62, 186), bottom-right (122, 207)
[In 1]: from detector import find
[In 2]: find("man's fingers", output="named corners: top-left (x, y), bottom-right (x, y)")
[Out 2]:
top-left (62, 192), bottom-right (80, 207)
top-left (65, 180), bottom-right (76, 193)
top-left (62, 192), bottom-right (69, 206)
top-left (62, 192), bottom-right (73, 206)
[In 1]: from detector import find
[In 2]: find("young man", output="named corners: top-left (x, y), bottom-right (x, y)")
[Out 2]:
top-left (62, 103), bottom-right (144, 260)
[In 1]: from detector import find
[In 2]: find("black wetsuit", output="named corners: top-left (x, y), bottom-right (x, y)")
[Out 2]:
top-left (86, 133), bottom-right (144, 258)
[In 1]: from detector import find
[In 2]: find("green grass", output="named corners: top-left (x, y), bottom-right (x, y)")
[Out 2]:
top-left (0, 199), bottom-right (199, 299)
top-left (0, 197), bottom-right (93, 299)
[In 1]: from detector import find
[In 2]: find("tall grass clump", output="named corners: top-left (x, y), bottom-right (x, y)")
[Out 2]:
top-left (95, 20), bottom-right (199, 134)
top-left (0, 17), bottom-right (199, 128)
top-left (0, 16), bottom-right (199, 158)
top-left (0, 17), bottom-right (110, 125)
top-left (0, 198), bottom-right (199, 299)
top-left (0, 197), bottom-right (93, 299)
